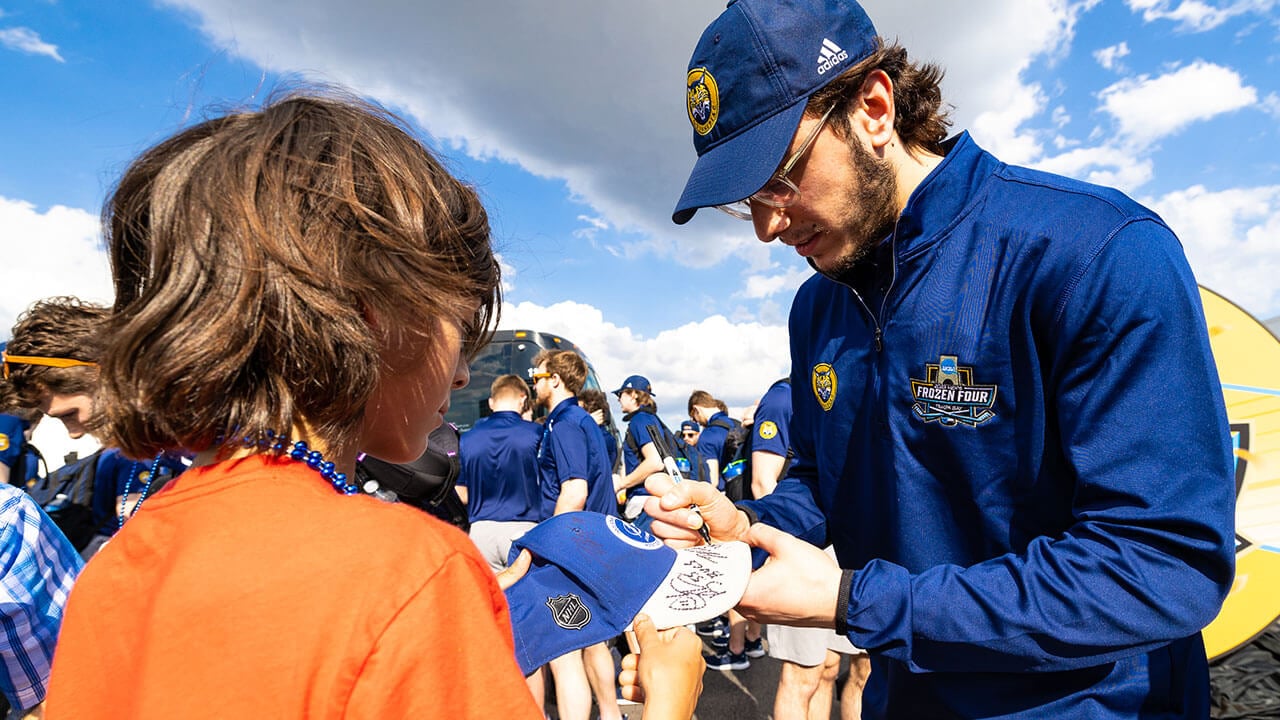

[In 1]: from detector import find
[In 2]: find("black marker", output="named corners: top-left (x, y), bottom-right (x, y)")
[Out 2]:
top-left (646, 426), bottom-right (713, 544)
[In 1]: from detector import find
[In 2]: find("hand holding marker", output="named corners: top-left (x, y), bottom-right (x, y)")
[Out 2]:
top-left (646, 425), bottom-right (713, 544)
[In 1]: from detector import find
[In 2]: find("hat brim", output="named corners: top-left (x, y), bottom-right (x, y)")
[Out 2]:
top-left (672, 101), bottom-right (810, 225)
top-left (635, 540), bottom-right (752, 629)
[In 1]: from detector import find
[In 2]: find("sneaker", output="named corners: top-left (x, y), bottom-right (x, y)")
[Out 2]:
top-left (704, 649), bottom-right (750, 671)
top-left (709, 633), bottom-right (729, 650)
top-left (695, 617), bottom-right (727, 637)
top-left (744, 636), bottom-right (766, 658)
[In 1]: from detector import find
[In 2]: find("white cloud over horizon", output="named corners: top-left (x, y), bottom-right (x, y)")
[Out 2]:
top-left (0, 197), bottom-right (112, 334)
top-left (498, 299), bottom-right (789, 413)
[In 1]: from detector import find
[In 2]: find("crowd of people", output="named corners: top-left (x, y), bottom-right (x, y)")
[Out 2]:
top-left (0, 0), bottom-right (1236, 718)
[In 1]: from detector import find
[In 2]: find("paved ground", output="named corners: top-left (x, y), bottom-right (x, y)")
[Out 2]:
top-left (547, 635), bottom-right (858, 720)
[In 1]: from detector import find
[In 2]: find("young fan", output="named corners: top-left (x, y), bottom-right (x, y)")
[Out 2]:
top-left (42, 89), bottom-right (536, 719)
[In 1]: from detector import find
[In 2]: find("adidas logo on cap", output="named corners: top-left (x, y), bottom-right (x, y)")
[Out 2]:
top-left (817, 38), bottom-right (849, 76)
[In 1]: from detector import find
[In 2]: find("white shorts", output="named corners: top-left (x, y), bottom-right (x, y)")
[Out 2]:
top-left (469, 519), bottom-right (538, 572)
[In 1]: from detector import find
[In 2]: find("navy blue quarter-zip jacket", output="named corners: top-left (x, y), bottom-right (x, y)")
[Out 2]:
top-left (744, 133), bottom-right (1235, 719)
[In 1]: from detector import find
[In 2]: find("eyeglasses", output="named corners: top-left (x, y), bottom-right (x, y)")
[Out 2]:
top-left (530, 371), bottom-right (552, 381)
top-left (682, 431), bottom-right (698, 437)
top-left (1, 350), bottom-right (99, 380)
top-left (716, 104), bottom-right (837, 221)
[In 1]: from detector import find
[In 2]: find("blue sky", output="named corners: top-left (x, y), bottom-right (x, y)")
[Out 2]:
top-left (3, 0), bottom-right (1279, 459)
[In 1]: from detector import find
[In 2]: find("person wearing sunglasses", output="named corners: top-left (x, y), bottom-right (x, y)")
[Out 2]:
top-left (2, 297), bottom-right (187, 555)
top-left (651, 1), bottom-right (1234, 718)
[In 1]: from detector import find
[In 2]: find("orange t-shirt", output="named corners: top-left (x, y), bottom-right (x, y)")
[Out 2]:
top-left (45, 455), bottom-right (541, 719)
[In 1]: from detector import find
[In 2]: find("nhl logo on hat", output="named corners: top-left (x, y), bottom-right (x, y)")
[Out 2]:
top-left (546, 594), bottom-right (592, 630)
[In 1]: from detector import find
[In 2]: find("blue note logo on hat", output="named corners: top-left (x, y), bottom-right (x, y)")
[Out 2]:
top-left (505, 512), bottom-right (751, 674)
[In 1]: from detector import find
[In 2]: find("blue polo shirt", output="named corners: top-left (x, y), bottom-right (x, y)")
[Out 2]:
top-left (458, 410), bottom-right (542, 523)
top-left (621, 408), bottom-right (666, 499)
top-left (0, 414), bottom-right (39, 487)
top-left (91, 449), bottom-right (188, 536)
top-left (751, 380), bottom-right (791, 459)
top-left (538, 397), bottom-right (617, 518)
top-left (695, 411), bottom-right (739, 490)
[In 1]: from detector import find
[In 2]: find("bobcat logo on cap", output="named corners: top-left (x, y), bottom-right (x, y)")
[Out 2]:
top-left (687, 68), bottom-right (719, 136)
top-left (546, 594), bottom-right (591, 630)
top-left (812, 363), bottom-right (837, 412)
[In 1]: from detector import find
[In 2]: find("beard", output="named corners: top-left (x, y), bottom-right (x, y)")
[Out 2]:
top-left (816, 138), bottom-right (899, 280)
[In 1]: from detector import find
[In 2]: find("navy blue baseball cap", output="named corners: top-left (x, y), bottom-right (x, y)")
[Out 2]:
top-left (612, 374), bottom-right (653, 397)
top-left (680, 420), bottom-right (700, 433)
top-left (504, 512), bottom-right (750, 675)
top-left (673, 0), bottom-right (879, 224)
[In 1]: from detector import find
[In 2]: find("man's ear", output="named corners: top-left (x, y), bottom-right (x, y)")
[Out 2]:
top-left (856, 69), bottom-right (896, 151)
top-left (488, 397), bottom-right (497, 412)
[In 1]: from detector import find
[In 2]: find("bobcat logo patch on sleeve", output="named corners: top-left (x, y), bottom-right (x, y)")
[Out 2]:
top-left (910, 355), bottom-right (997, 427)
top-left (812, 363), bottom-right (837, 412)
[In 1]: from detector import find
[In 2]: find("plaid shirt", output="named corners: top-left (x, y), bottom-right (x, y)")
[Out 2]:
top-left (1, 485), bottom-right (83, 712)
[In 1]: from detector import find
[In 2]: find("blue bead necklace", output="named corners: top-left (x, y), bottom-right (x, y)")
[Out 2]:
top-left (286, 439), bottom-right (361, 495)
top-left (120, 434), bottom-right (361, 530)
top-left (118, 453), bottom-right (165, 530)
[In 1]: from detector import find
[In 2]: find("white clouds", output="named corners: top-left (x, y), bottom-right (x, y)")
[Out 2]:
top-left (1031, 145), bottom-right (1154, 192)
top-left (1125, 0), bottom-right (1280, 32)
top-left (0, 26), bottom-right (63, 62)
top-left (498, 300), bottom-right (789, 413)
top-left (159, 0), bottom-right (1094, 269)
top-left (1097, 61), bottom-right (1257, 147)
top-left (0, 197), bottom-right (111, 334)
top-left (1142, 184), bottom-right (1280, 318)
top-left (1093, 41), bottom-right (1131, 70)
top-left (739, 266), bottom-right (812, 301)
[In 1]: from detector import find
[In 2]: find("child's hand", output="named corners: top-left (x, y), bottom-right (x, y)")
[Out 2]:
top-left (496, 550), bottom-right (531, 591)
top-left (618, 614), bottom-right (704, 718)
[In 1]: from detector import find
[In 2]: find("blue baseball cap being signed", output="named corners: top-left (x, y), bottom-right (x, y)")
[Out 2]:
top-left (673, 0), bottom-right (879, 224)
top-left (504, 512), bottom-right (751, 675)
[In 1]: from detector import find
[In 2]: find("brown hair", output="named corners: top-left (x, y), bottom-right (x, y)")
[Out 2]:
top-left (687, 389), bottom-right (718, 418)
top-left (490, 374), bottom-right (531, 408)
top-left (807, 39), bottom-right (951, 156)
top-left (624, 388), bottom-right (657, 413)
top-left (533, 349), bottom-right (587, 395)
top-left (99, 88), bottom-right (500, 459)
top-left (2, 296), bottom-right (109, 413)
top-left (577, 388), bottom-right (611, 424)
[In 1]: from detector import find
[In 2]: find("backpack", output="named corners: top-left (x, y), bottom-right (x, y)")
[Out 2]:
top-left (356, 423), bottom-right (470, 532)
top-left (707, 417), bottom-right (752, 501)
top-left (624, 418), bottom-right (710, 486)
top-left (30, 449), bottom-right (104, 551)
top-left (9, 440), bottom-right (47, 490)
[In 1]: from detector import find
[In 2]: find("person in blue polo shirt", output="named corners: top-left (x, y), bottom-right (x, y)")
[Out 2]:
top-left (687, 389), bottom-right (740, 490)
top-left (529, 349), bottom-right (623, 720)
top-left (0, 408), bottom-right (43, 490)
top-left (613, 374), bottom-right (671, 521)
top-left (457, 374), bottom-right (542, 572)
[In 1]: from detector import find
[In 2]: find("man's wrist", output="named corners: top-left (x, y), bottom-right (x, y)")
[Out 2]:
top-left (833, 568), bottom-right (855, 635)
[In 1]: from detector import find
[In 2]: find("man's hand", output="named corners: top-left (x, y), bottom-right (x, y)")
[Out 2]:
top-left (641, 472), bottom-right (750, 548)
top-left (618, 613), bottom-right (703, 718)
top-left (738, 524), bottom-right (843, 628)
